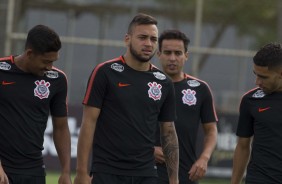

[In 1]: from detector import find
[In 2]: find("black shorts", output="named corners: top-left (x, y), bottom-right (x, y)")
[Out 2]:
top-left (91, 172), bottom-right (157, 184)
top-left (8, 174), bottom-right (45, 184)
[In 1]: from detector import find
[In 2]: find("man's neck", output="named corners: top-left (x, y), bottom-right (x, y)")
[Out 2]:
top-left (14, 54), bottom-right (28, 72)
top-left (170, 72), bottom-right (185, 82)
top-left (123, 54), bottom-right (150, 71)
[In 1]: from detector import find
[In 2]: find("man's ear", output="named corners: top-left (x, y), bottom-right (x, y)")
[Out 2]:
top-left (279, 69), bottom-right (282, 79)
top-left (275, 66), bottom-right (282, 79)
top-left (185, 51), bottom-right (189, 60)
top-left (124, 34), bottom-right (130, 46)
top-left (157, 50), bottom-right (161, 57)
top-left (25, 49), bottom-right (33, 57)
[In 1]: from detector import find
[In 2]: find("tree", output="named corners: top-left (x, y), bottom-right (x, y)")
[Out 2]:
top-left (156, 0), bottom-right (279, 70)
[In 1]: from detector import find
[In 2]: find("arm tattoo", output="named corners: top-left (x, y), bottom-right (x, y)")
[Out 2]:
top-left (160, 122), bottom-right (179, 178)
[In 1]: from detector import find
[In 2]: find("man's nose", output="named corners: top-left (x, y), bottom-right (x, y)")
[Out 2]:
top-left (255, 77), bottom-right (262, 86)
top-left (169, 53), bottom-right (176, 61)
top-left (46, 63), bottom-right (53, 70)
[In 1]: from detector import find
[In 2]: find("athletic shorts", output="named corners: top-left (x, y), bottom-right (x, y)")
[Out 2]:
top-left (8, 174), bottom-right (45, 184)
top-left (91, 172), bottom-right (157, 184)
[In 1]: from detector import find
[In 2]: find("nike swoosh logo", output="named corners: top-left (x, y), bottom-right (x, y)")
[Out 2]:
top-left (118, 82), bottom-right (131, 87)
top-left (258, 107), bottom-right (270, 112)
top-left (2, 81), bottom-right (16, 85)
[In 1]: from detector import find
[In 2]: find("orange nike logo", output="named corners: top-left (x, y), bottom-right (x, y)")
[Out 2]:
top-left (2, 81), bottom-right (15, 85)
top-left (118, 82), bottom-right (130, 87)
top-left (258, 107), bottom-right (270, 112)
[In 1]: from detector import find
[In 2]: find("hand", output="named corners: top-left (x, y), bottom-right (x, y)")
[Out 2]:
top-left (73, 172), bottom-right (92, 184)
top-left (154, 146), bottom-right (165, 164)
top-left (0, 164), bottom-right (9, 184)
top-left (169, 178), bottom-right (179, 184)
top-left (188, 157), bottom-right (208, 181)
top-left (58, 173), bottom-right (72, 184)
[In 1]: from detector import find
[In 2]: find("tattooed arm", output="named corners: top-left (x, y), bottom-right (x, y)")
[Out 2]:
top-left (160, 121), bottom-right (179, 184)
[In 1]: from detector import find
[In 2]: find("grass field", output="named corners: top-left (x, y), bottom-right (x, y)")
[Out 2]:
top-left (46, 171), bottom-right (231, 184)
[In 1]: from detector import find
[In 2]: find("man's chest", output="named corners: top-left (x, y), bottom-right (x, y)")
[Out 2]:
top-left (0, 72), bottom-right (56, 103)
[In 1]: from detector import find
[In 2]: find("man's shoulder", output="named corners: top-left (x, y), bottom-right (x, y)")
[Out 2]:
top-left (184, 73), bottom-right (211, 89)
top-left (96, 56), bottom-right (124, 72)
top-left (46, 67), bottom-right (67, 80)
top-left (242, 87), bottom-right (263, 99)
top-left (0, 56), bottom-right (13, 62)
top-left (0, 56), bottom-right (14, 71)
top-left (151, 70), bottom-right (171, 83)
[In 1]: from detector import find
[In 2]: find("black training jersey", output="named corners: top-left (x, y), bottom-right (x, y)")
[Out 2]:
top-left (237, 88), bottom-right (282, 183)
top-left (83, 56), bottom-right (176, 176)
top-left (155, 74), bottom-right (217, 184)
top-left (0, 56), bottom-right (68, 176)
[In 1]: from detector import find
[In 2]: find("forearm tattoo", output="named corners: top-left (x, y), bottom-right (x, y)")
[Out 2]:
top-left (161, 123), bottom-right (179, 178)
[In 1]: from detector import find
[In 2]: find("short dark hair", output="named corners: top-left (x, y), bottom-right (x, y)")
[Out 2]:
top-left (127, 13), bottom-right (158, 34)
top-left (158, 29), bottom-right (190, 52)
top-left (25, 25), bottom-right (61, 54)
top-left (253, 43), bottom-right (282, 70)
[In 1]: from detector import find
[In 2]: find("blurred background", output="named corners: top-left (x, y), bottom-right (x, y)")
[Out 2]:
top-left (1, 0), bottom-right (281, 182)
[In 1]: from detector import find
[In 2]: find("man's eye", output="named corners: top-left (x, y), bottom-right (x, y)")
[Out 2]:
top-left (151, 38), bottom-right (157, 42)
top-left (164, 51), bottom-right (171, 55)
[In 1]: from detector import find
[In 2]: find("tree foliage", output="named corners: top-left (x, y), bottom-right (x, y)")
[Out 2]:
top-left (156, 0), bottom-right (279, 47)
top-left (155, 0), bottom-right (279, 70)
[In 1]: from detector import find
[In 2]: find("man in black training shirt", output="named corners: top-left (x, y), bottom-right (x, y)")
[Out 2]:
top-left (155, 30), bottom-right (218, 184)
top-left (0, 25), bottom-right (72, 184)
top-left (74, 13), bottom-right (179, 184)
top-left (232, 43), bottom-right (282, 184)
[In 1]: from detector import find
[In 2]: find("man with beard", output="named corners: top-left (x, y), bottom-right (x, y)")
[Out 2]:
top-left (231, 43), bottom-right (282, 184)
top-left (74, 13), bottom-right (179, 184)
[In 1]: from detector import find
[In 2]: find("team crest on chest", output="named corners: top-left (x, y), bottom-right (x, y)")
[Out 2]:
top-left (182, 89), bottom-right (197, 106)
top-left (148, 82), bottom-right (162, 101)
top-left (34, 80), bottom-right (51, 99)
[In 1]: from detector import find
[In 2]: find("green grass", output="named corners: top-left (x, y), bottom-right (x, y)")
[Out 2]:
top-left (46, 171), bottom-right (75, 184)
top-left (46, 172), bottom-right (59, 184)
top-left (200, 178), bottom-right (230, 184)
top-left (46, 171), bottom-right (230, 184)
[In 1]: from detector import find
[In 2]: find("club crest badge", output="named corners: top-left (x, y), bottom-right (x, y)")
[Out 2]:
top-left (34, 80), bottom-right (51, 99)
top-left (182, 89), bottom-right (197, 106)
top-left (148, 82), bottom-right (162, 101)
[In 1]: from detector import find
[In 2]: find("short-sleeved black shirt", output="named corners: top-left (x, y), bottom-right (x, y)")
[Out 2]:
top-left (83, 56), bottom-right (176, 176)
top-left (155, 74), bottom-right (218, 184)
top-left (0, 56), bottom-right (68, 176)
top-left (236, 88), bottom-right (282, 183)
